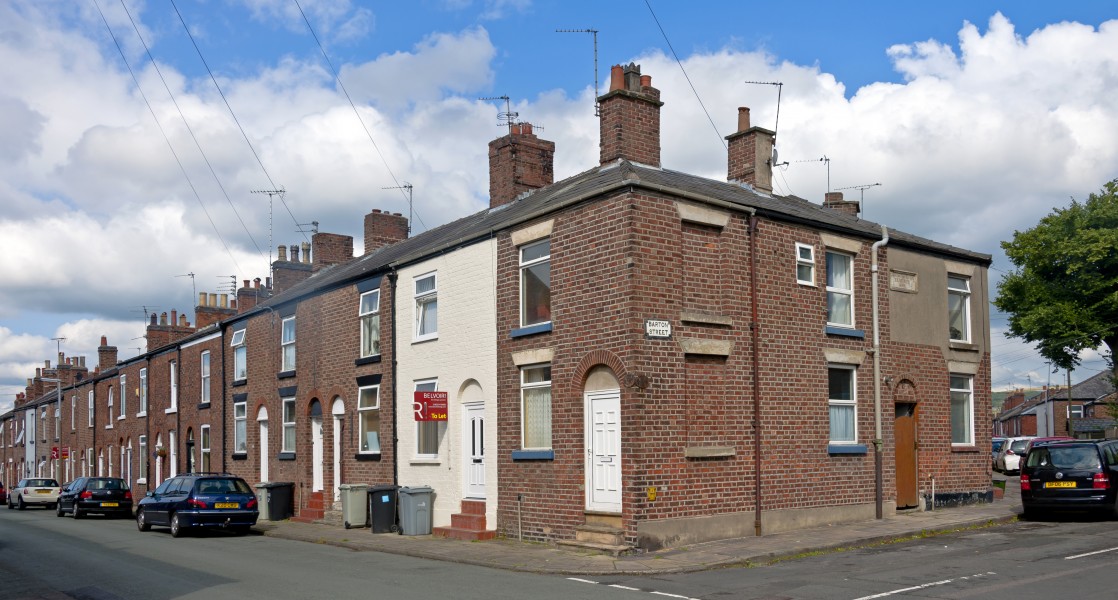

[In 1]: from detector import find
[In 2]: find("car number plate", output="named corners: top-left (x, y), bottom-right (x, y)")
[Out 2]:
top-left (36, 490), bottom-right (51, 494)
top-left (1045, 481), bottom-right (1076, 488)
top-left (101, 502), bottom-right (118, 507)
top-left (214, 502), bottom-right (239, 509)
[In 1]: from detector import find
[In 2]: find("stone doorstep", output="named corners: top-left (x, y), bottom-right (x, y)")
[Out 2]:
top-left (432, 525), bottom-right (497, 541)
top-left (556, 538), bottom-right (631, 557)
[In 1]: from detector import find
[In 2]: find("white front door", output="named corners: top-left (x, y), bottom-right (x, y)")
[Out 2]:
top-left (259, 420), bottom-right (269, 483)
top-left (312, 416), bottom-right (324, 492)
top-left (333, 416), bottom-right (343, 502)
top-left (586, 390), bottom-right (622, 512)
top-left (463, 403), bottom-right (485, 499)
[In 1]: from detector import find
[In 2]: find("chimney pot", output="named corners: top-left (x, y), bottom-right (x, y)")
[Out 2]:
top-left (737, 107), bottom-right (750, 132)
top-left (640, 74), bottom-right (651, 88)
top-left (44, 360), bottom-right (50, 369)
top-left (609, 64), bottom-right (624, 91)
top-left (243, 279), bottom-right (250, 289)
top-left (290, 244), bottom-right (299, 263)
top-left (277, 245), bottom-right (287, 262)
top-left (220, 295), bottom-right (228, 309)
top-left (160, 312), bottom-right (168, 325)
top-left (254, 277), bottom-right (261, 288)
top-left (100, 335), bottom-right (107, 346)
top-left (301, 241), bottom-right (311, 263)
top-left (198, 292), bottom-right (207, 307)
top-left (209, 293), bottom-right (217, 307)
top-left (171, 309), bottom-right (177, 325)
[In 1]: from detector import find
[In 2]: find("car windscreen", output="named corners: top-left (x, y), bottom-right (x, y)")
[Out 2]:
top-left (1027, 446), bottom-right (1101, 470)
top-left (1009, 440), bottom-right (1030, 453)
top-left (196, 478), bottom-right (253, 494)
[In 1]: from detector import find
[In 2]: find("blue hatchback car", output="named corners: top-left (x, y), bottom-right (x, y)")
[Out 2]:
top-left (136, 473), bottom-right (258, 537)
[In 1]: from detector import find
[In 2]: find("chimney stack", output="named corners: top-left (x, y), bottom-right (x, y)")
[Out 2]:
top-left (726, 106), bottom-right (775, 193)
top-left (272, 242), bottom-right (312, 294)
top-left (488, 122), bottom-right (556, 209)
top-left (98, 335), bottom-right (118, 371)
top-left (312, 232), bottom-right (355, 272)
top-left (363, 209), bottom-right (409, 255)
top-left (823, 191), bottom-right (862, 217)
top-left (598, 63), bottom-right (663, 167)
top-left (196, 291), bottom-right (236, 329)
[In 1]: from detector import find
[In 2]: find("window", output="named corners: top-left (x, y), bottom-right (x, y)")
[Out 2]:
top-left (521, 364), bottom-right (552, 450)
top-left (414, 273), bottom-right (438, 341)
top-left (138, 368), bottom-right (148, 415)
top-left (231, 329), bottom-right (247, 381)
top-left (950, 374), bottom-right (973, 445)
top-left (200, 425), bottom-right (211, 472)
top-left (360, 290), bottom-right (381, 357)
top-left (70, 395), bottom-right (75, 430)
top-left (415, 380), bottom-right (439, 456)
top-left (796, 243), bottom-right (815, 285)
top-left (520, 239), bottom-right (551, 327)
top-left (168, 360), bottom-right (178, 412)
top-left (234, 400), bottom-right (247, 454)
top-left (358, 385), bottom-right (381, 453)
top-left (40, 408), bottom-right (46, 441)
top-left (119, 375), bottom-right (127, 419)
top-left (88, 391), bottom-right (94, 427)
top-left (282, 397), bottom-right (296, 453)
top-left (947, 275), bottom-right (971, 342)
top-left (826, 251), bottom-right (853, 327)
top-left (106, 387), bottom-right (114, 428)
top-left (280, 317), bottom-right (297, 372)
top-left (169, 430), bottom-right (177, 477)
top-left (138, 435), bottom-right (147, 483)
top-left (828, 366), bottom-right (857, 443)
top-left (200, 351), bottom-right (211, 404)
top-left (1069, 405), bottom-right (1084, 419)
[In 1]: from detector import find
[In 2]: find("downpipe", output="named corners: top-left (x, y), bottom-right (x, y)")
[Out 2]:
top-left (871, 225), bottom-right (889, 520)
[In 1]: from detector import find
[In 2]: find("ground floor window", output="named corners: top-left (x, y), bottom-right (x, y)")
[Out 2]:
top-left (521, 364), bottom-right (552, 449)
top-left (950, 374), bottom-right (974, 445)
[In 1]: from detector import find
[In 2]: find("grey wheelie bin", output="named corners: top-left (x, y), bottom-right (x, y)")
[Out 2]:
top-left (339, 483), bottom-right (369, 529)
top-left (397, 486), bottom-right (433, 535)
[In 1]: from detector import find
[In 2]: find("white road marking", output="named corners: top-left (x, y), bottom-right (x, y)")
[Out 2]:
top-left (609, 584), bottom-right (641, 591)
top-left (1065, 546), bottom-right (1118, 560)
top-left (649, 592), bottom-right (696, 599)
top-left (850, 573), bottom-right (993, 600)
top-left (567, 577), bottom-right (699, 600)
top-left (567, 578), bottom-right (599, 584)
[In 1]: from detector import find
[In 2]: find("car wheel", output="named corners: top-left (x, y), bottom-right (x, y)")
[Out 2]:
top-left (17, 495), bottom-right (25, 510)
top-left (72, 505), bottom-right (83, 519)
top-left (170, 513), bottom-right (184, 538)
top-left (136, 508), bottom-right (150, 532)
top-left (56, 503), bottom-right (64, 517)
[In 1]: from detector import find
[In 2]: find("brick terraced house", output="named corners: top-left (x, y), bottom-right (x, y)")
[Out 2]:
top-left (1, 61), bottom-right (991, 553)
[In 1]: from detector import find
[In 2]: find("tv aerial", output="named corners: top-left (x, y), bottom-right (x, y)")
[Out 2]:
top-left (744, 81), bottom-right (784, 165)
top-left (479, 96), bottom-right (518, 133)
top-left (556, 28), bottom-right (599, 116)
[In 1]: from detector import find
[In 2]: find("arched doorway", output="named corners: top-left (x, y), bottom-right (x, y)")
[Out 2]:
top-left (331, 397), bottom-right (345, 502)
top-left (893, 379), bottom-right (919, 510)
top-left (309, 400), bottom-right (324, 492)
top-left (459, 380), bottom-right (486, 499)
top-left (257, 406), bottom-right (269, 483)
top-left (584, 365), bottom-right (621, 513)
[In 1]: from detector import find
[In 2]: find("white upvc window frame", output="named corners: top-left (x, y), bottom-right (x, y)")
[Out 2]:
top-left (167, 360), bottom-right (178, 413)
top-left (947, 275), bottom-right (971, 342)
top-left (949, 374), bottom-right (974, 446)
top-left (200, 424), bottom-right (211, 472)
top-left (234, 400), bottom-right (247, 454)
top-left (359, 290), bottom-right (381, 358)
top-left (827, 364), bottom-right (857, 444)
top-left (88, 391), bottom-right (94, 428)
top-left (200, 351), bottom-right (211, 405)
top-left (138, 367), bottom-right (148, 416)
top-left (281, 317), bottom-right (297, 372)
top-left (106, 387), bottom-right (114, 429)
top-left (519, 238), bottom-right (552, 327)
top-left (825, 250), bottom-right (854, 328)
top-left (231, 329), bottom-right (247, 381)
top-left (520, 364), bottom-right (553, 451)
top-left (796, 242), bottom-right (816, 286)
top-left (414, 379), bottom-right (439, 458)
top-left (414, 272), bottom-right (438, 342)
top-left (118, 374), bottom-right (127, 420)
top-left (138, 435), bottom-right (147, 484)
top-left (70, 395), bottom-right (75, 430)
top-left (282, 396), bottom-right (296, 453)
top-left (358, 385), bottom-right (381, 454)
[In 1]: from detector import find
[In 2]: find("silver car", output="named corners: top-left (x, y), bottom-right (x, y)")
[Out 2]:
top-left (995, 436), bottom-right (1034, 474)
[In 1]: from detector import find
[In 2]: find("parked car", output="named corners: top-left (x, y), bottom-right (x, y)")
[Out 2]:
top-left (136, 473), bottom-right (258, 538)
top-left (992, 437), bottom-right (1006, 468)
top-left (0, 480), bottom-right (7, 505)
top-left (995, 436), bottom-right (1034, 473)
top-left (6, 478), bottom-right (61, 510)
top-left (56, 477), bottom-right (133, 519)
top-left (1022, 436), bottom-right (1075, 459)
top-left (1020, 439), bottom-right (1118, 518)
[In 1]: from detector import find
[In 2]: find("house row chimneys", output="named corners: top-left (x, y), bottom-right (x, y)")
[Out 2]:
top-left (487, 62), bottom-right (859, 215)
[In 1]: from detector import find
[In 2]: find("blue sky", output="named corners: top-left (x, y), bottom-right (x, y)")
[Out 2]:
top-left (1, 0), bottom-right (1117, 412)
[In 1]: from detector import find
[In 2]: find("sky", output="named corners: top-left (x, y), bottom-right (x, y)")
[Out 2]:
top-left (2, 0), bottom-right (1117, 413)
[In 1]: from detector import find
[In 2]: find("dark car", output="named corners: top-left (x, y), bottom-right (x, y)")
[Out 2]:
top-left (0, 480), bottom-right (6, 505)
top-left (56, 477), bottom-right (133, 519)
top-left (1020, 439), bottom-right (1118, 518)
top-left (136, 473), bottom-right (258, 538)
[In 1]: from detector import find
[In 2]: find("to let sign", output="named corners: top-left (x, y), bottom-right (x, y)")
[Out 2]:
top-left (414, 391), bottom-right (448, 422)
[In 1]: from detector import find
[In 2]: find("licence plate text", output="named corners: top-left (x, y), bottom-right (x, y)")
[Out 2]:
top-left (214, 502), bottom-right (239, 509)
top-left (36, 490), bottom-right (51, 494)
top-left (101, 502), bottom-right (118, 507)
top-left (1045, 481), bottom-right (1076, 488)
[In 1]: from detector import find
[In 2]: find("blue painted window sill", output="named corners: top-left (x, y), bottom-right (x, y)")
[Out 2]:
top-left (510, 323), bottom-right (552, 338)
top-left (511, 449), bottom-right (554, 461)
top-left (828, 444), bottom-right (868, 455)
top-left (825, 326), bottom-right (865, 339)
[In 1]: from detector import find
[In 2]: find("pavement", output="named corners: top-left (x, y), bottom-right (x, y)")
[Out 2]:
top-left (255, 476), bottom-right (1022, 576)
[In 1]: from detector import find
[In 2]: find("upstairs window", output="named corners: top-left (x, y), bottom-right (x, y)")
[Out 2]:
top-left (119, 375), bottom-right (127, 419)
top-left (826, 251), bottom-right (854, 327)
top-left (281, 317), bottom-right (297, 372)
top-left (88, 391), bottom-right (94, 428)
top-left (360, 290), bottom-right (381, 357)
top-left (947, 275), bottom-right (971, 342)
top-left (414, 273), bottom-right (438, 341)
top-left (520, 239), bottom-right (552, 327)
top-left (231, 329), bottom-right (247, 381)
top-left (358, 385), bottom-right (381, 454)
top-left (200, 351), bottom-right (211, 404)
top-left (106, 387), bottom-right (114, 428)
top-left (796, 243), bottom-right (815, 285)
top-left (169, 360), bottom-right (178, 412)
top-left (138, 368), bottom-right (148, 415)
top-left (70, 395), bottom-right (76, 430)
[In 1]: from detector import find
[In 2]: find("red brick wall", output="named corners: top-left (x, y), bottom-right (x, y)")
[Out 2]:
top-left (488, 123), bottom-right (555, 208)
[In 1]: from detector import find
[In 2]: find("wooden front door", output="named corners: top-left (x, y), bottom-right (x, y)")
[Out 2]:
top-left (894, 403), bottom-right (919, 509)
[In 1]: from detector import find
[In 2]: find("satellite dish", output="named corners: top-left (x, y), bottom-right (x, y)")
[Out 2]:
top-left (772, 147), bottom-right (779, 164)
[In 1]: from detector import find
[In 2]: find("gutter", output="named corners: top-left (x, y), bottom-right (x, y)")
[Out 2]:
top-left (750, 215), bottom-right (763, 536)
top-left (388, 270), bottom-right (399, 489)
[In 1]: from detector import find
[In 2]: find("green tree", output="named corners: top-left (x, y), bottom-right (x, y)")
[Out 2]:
top-left (995, 179), bottom-right (1118, 378)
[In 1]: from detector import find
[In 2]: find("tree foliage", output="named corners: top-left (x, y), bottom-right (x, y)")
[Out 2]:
top-left (994, 179), bottom-right (1118, 376)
